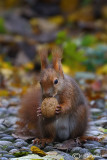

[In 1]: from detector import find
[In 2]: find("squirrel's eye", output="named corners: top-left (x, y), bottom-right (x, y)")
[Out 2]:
top-left (54, 79), bottom-right (58, 84)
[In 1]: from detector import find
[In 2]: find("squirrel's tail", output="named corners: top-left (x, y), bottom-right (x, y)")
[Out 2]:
top-left (16, 85), bottom-right (42, 137)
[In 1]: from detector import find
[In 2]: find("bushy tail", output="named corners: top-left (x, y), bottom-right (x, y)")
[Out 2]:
top-left (16, 85), bottom-right (42, 137)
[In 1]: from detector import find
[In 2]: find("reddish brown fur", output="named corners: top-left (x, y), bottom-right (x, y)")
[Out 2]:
top-left (17, 47), bottom-right (89, 142)
top-left (17, 86), bottom-right (42, 137)
top-left (39, 47), bottom-right (48, 70)
top-left (52, 47), bottom-right (64, 77)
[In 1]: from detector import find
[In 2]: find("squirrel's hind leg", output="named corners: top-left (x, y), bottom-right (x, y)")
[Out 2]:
top-left (69, 105), bottom-right (88, 138)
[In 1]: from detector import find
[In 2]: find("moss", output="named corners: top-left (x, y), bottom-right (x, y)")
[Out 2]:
top-left (13, 151), bottom-right (29, 157)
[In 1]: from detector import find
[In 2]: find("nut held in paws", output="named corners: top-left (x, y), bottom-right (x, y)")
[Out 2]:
top-left (41, 97), bottom-right (58, 118)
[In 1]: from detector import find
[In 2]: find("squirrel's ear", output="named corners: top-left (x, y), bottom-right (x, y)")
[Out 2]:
top-left (38, 47), bottom-right (48, 70)
top-left (52, 47), bottom-right (64, 78)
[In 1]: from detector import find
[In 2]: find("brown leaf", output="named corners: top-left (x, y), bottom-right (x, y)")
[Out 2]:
top-left (12, 133), bottom-right (34, 141)
top-left (54, 139), bottom-right (78, 151)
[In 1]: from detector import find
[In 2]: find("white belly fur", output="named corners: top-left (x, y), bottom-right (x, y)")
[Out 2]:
top-left (55, 114), bottom-right (70, 140)
top-left (54, 114), bottom-right (77, 140)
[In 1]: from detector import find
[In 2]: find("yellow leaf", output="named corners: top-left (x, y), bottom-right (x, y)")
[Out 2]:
top-left (62, 64), bottom-right (85, 75)
top-left (31, 146), bottom-right (47, 157)
top-left (98, 134), bottom-right (107, 142)
top-left (62, 65), bottom-right (71, 75)
top-left (24, 62), bottom-right (34, 70)
top-left (97, 65), bottom-right (107, 74)
top-left (48, 16), bottom-right (64, 26)
top-left (0, 90), bottom-right (9, 96)
top-left (30, 18), bottom-right (38, 26)
top-left (84, 155), bottom-right (94, 160)
top-left (61, 0), bottom-right (79, 13)
top-left (67, 6), bottom-right (93, 22)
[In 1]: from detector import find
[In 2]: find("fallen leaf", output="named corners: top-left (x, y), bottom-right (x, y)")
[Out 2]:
top-left (84, 154), bottom-right (94, 160)
top-left (54, 139), bottom-right (77, 151)
top-left (98, 127), bottom-right (107, 133)
top-left (97, 64), bottom-right (107, 74)
top-left (31, 146), bottom-right (47, 156)
top-left (0, 89), bottom-right (9, 96)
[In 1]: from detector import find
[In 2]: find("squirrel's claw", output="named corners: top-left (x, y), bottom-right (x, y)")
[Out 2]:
top-left (37, 107), bottom-right (42, 117)
top-left (56, 105), bottom-right (61, 114)
top-left (33, 138), bottom-right (53, 147)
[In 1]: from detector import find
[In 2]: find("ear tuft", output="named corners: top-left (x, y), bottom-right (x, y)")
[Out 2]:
top-left (38, 47), bottom-right (48, 70)
top-left (52, 47), bottom-right (63, 61)
top-left (52, 47), bottom-right (64, 77)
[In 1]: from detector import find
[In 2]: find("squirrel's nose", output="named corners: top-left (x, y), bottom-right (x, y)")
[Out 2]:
top-left (42, 88), bottom-right (53, 98)
top-left (43, 93), bottom-right (52, 98)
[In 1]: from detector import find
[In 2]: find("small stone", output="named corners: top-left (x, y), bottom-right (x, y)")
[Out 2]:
top-left (1, 99), bottom-right (9, 107)
top-left (14, 141), bottom-right (28, 148)
top-left (87, 141), bottom-right (102, 147)
top-left (0, 157), bottom-right (8, 160)
top-left (1, 136), bottom-right (15, 141)
top-left (44, 146), bottom-right (54, 152)
top-left (5, 127), bottom-right (15, 134)
top-left (7, 107), bottom-right (19, 115)
top-left (4, 117), bottom-right (18, 126)
top-left (94, 156), bottom-right (103, 160)
top-left (2, 119), bottom-right (12, 128)
top-left (80, 148), bottom-right (89, 154)
top-left (83, 152), bottom-right (93, 159)
top-left (15, 139), bottom-right (25, 142)
top-left (105, 145), bottom-right (107, 148)
top-left (0, 124), bottom-right (6, 131)
top-left (9, 97), bottom-right (20, 105)
top-left (0, 134), bottom-right (10, 138)
top-left (0, 141), bottom-right (12, 146)
top-left (94, 119), bottom-right (107, 126)
top-left (83, 143), bottom-right (98, 149)
top-left (6, 146), bottom-right (16, 152)
top-left (72, 147), bottom-right (82, 153)
top-left (0, 151), bottom-right (8, 154)
top-left (21, 146), bottom-right (30, 151)
top-left (9, 149), bottom-right (19, 154)
top-left (94, 149), bottom-right (101, 155)
top-left (88, 130), bottom-right (103, 136)
top-left (57, 150), bottom-right (74, 160)
top-left (0, 108), bottom-right (7, 115)
top-left (3, 154), bottom-right (15, 158)
top-left (95, 99), bottom-right (105, 109)
top-left (90, 108), bottom-right (102, 114)
top-left (72, 147), bottom-right (89, 155)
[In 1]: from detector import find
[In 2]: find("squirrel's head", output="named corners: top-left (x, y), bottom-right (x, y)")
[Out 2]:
top-left (39, 47), bottom-right (64, 98)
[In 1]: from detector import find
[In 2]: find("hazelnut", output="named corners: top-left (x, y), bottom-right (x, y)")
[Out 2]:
top-left (41, 97), bottom-right (58, 118)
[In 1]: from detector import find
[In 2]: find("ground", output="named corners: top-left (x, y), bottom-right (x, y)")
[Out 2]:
top-left (0, 72), bottom-right (107, 160)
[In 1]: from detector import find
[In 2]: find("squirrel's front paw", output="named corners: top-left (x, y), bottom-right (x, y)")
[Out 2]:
top-left (37, 107), bottom-right (42, 117)
top-left (56, 105), bottom-right (61, 114)
top-left (33, 138), bottom-right (54, 147)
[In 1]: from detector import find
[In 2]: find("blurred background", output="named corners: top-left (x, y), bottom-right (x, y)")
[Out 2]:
top-left (0, 2), bottom-right (107, 158)
top-left (0, 0), bottom-right (107, 98)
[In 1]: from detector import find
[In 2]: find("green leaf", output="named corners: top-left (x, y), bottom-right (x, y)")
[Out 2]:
top-left (56, 31), bottom-right (67, 44)
top-left (0, 17), bottom-right (6, 33)
top-left (81, 35), bottom-right (97, 46)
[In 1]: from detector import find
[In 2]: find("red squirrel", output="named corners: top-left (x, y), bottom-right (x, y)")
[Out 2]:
top-left (17, 47), bottom-right (88, 143)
